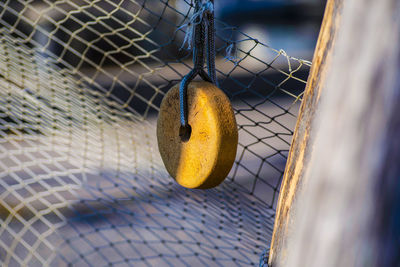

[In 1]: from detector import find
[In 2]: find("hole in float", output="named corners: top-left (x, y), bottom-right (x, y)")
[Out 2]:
top-left (179, 124), bottom-right (192, 142)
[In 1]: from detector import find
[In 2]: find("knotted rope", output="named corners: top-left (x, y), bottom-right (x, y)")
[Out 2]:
top-left (178, 0), bottom-right (217, 128)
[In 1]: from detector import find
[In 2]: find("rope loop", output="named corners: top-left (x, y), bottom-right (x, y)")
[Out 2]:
top-left (179, 0), bottom-right (217, 127)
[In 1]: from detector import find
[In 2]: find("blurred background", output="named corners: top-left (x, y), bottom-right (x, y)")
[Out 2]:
top-left (1, 0), bottom-right (326, 83)
top-left (0, 0), bottom-right (327, 217)
top-left (0, 0), bottom-right (326, 118)
top-left (216, 0), bottom-right (325, 59)
top-left (0, 1), bottom-right (326, 266)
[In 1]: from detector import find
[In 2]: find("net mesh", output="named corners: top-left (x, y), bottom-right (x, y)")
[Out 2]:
top-left (0, 0), bottom-right (310, 266)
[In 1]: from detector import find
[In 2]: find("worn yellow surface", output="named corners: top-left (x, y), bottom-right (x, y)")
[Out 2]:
top-left (157, 81), bottom-right (238, 189)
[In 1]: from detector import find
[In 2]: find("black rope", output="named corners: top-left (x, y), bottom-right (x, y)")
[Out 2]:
top-left (179, 0), bottom-right (216, 127)
top-left (206, 0), bottom-right (217, 85)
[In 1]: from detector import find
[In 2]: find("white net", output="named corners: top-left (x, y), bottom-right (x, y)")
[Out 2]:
top-left (0, 1), bottom-right (310, 266)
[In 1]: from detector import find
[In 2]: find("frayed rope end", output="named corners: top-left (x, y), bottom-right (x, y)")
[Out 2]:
top-left (178, 0), bottom-right (214, 51)
top-left (224, 43), bottom-right (239, 64)
top-left (258, 247), bottom-right (270, 267)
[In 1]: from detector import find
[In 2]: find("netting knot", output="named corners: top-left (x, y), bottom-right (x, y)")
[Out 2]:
top-left (259, 247), bottom-right (270, 267)
top-left (224, 38), bottom-right (253, 65)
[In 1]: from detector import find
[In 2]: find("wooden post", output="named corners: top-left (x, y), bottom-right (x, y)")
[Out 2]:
top-left (269, 0), bottom-right (344, 264)
top-left (269, 0), bottom-right (400, 266)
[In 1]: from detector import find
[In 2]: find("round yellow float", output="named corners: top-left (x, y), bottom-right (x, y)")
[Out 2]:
top-left (157, 81), bottom-right (238, 189)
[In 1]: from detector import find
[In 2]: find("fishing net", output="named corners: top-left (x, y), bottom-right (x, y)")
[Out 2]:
top-left (0, 0), bottom-right (310, 266)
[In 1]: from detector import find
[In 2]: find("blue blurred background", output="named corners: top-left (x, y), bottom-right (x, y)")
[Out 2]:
top-left (180, 0), bottom-right (326, 60)
top-left (0, 0), bottom-right (327, 113)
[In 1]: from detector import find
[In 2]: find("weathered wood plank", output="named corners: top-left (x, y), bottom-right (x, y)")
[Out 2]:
top-left (270, 0), bottom-right (400, 266)
top-left (269, 0), bottom-right (343, 265)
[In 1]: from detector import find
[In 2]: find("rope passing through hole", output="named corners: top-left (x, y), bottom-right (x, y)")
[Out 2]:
top-left (158, 0), bottom-right (238, 189)
top-left (179, 0), bottom-right (217, 128)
